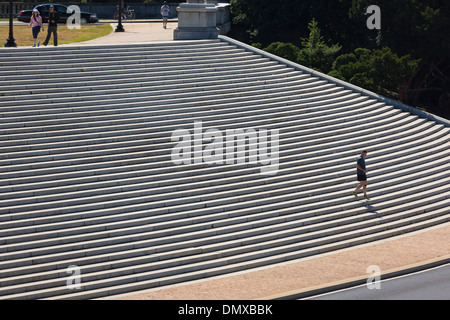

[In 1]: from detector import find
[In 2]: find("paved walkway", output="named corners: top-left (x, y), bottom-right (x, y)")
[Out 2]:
top-left (56, 23), bottom-right (450, 300)
top-left (66, 20), bottom-right (177, 46)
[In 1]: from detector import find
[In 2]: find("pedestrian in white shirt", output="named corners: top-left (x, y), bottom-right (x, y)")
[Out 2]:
top-left (161, 1), bottom-right (170, 29)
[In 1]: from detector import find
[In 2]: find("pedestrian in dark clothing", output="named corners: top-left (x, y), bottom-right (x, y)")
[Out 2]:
top-left (43, 5), bottom-right (59, 46)
top-left (353, 150), bottom-right (370, 200)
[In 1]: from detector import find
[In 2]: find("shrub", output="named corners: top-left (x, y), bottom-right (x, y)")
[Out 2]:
top-left (264, 42), bottom-right (301, 62)
top-left (330, 47), bottom-right (420, 93)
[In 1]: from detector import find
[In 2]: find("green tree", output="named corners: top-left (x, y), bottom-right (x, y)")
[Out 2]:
top-left (229, 0), bottom-right (351, 47)
top-left (263, 42), bottom-right (300, 62)
top-left (330, 47), bottom-right (420, 95)
top-left (229, 0), bottom-right (449, 118)
top-left (297, 19), bottom-right (342, 73)
top-left (263, 19), bottom-right (341, 74)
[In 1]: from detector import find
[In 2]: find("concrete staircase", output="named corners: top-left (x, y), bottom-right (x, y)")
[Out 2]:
top-left (0, 39), bottom-right (449, 300)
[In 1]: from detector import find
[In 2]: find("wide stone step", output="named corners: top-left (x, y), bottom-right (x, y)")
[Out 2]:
top-left (0, 52), bottom-right (270, 78)
top-left (0, 111), bottom-right (428, 192)
top-left (0, 119), bottom-right (444, 227)
top-left (0, 107), bottom-right (406, 186)
top-left (2, 209), bottom-right (450, 300)
top-left (0, 45), bottom-right (243, 69)
top-left (0, 124), bottom-right (440, 234)
top-left (1, 170), bottom-right (448, 277)
top-left (3, 188), bottom-right (449, 286)
top-left (0, 76), bottom-right (324, 116)
top-left (1, 154), bottom-right (449, 254)
top-left (1, 147), bottom-right (449, 260)
top-left (0, 63), bottom-right (293, 89)
top-left (0, 66), bottom-right (304, 99)
top-left (0, 40), bottom-right (225, 59)
top-left (0, 110), bottom-right (436, 204)
top-left (0, 98), bottom-right (379, 160)
top-left (0, 90), bottom-right (361, 149)
top-left (0, 85), bottom-right (346, 137)
top-left (1, 38), bottom-right (448, 300)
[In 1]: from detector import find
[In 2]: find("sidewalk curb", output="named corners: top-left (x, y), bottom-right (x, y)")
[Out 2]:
top-left (257, 254), bottom-right (450, 300)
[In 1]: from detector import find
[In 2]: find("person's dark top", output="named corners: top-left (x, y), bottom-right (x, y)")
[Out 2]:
top-left (48, 11), bottom-right (59, 26)
top-left (357, 156), bottom-right (366, 174)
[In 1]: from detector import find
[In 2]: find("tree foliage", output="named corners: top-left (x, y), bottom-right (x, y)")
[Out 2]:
top-left (229, 0), bottom-right (353, 48)
top-left (297, 19), bottom-right (342, 73)
top-left (330, 47), bottom-right (420, 94)
top-left (229, 0), bottom-right (449, 119)
top-left (264, 19), bottom-right (341, 74)
top-left (264, 42), bottom-right (300, 62)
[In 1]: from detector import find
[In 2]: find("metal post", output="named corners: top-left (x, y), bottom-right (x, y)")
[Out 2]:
top-left (5, 0), bottom-right (18, 47)
top-left (115, 0), bottom-right (124, 32)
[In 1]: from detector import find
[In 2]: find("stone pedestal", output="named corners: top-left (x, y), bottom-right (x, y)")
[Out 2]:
top-left (174, 2), bottom-right (220, 40)
top-left (216, 3), bottom-right (231, 34)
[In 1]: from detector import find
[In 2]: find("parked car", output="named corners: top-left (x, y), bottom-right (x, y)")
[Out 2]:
top-left (18, 4), bottom-right (98, 24)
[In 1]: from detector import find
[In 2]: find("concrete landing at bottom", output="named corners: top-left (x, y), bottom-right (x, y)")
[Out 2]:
top-left (106, 222), bottom-right (450, 300)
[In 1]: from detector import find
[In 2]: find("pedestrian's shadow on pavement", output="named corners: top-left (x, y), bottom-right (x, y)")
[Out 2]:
top-left (364, 202), bottom-right (381, 218)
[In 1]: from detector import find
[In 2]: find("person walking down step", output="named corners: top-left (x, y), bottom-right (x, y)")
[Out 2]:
top-left (161, 1), bottom-right (170, 29)
top-left (29, 9), bottom-right (44, 47)
top-left (43, 5), bottom-right (59, 46)
top-left (353, 150), bottom-right (370, 200)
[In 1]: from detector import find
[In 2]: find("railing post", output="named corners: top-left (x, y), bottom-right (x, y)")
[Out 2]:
top-left (4, 0), bottom-right (17, 47)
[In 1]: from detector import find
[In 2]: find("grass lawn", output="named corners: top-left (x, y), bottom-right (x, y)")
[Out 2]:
top-left (0, 23), bottom-right (112, 46)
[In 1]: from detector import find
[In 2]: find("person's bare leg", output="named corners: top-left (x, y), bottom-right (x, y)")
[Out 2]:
top-left (361, 182), bottom-right (370, 199)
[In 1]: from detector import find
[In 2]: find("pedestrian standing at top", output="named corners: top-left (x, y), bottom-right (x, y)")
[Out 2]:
top-left (161, 1), bottom-right (170, 29)
top-left (353, 150), bottom-right (370, 200)
top-left (43, 5), bottom-right (59, 46)
top-left (29, 9), bottom-right (44, 47)
top-left (121, 0), bottom-right (126, 19)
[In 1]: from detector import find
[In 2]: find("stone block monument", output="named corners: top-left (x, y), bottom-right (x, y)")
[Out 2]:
top-left (174, 0), bottom-right (231, 40)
